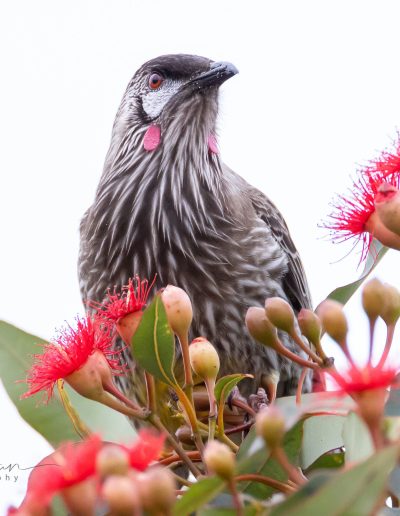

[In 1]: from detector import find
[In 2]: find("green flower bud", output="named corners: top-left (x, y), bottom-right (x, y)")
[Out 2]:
top-left (316, 299), bottom-right (348, 345)
top-left (102, 475), bottom-right (141, 514)
top-left (189, 337), bottom-right (220, 381)
top-left (161, 285), bottom-right (193, 340)
top-left (297, 308), bottom-right (322, 345)
top-left (265, 297), bottom-right (295, 334)
top-left (245, 307), bottom-right (280, 349)
top-left (203, 441), bottom-right (235, 480)
top-left (381, 284), bottom-right (400, 326)
top-left (362, 278), bottom-right (385, 322)
top-left (137, 467), bottom-right (176, 514)
top-left (255, 406), bottom-right (286, 449)
top-left (96, 445), bottom-right (130, 478)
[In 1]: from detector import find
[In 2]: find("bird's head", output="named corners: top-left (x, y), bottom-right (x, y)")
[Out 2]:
top-left (130, 54), bottom-right (238, 123)
top-left (108, 54), bottom-right (238, 164)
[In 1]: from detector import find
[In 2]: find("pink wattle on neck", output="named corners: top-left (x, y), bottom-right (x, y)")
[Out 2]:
top-left (143, 125), bottom-right (161, 151)
top-left (208, 134), bottom-right (219, 154)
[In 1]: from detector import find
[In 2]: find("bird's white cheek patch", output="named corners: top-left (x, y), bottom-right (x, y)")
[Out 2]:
top-left (141, 81), bottom-right (180, 119)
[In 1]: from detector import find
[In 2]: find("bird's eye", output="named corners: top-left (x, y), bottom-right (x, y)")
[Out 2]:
top-left (148, 73), bottom-right (164, 90)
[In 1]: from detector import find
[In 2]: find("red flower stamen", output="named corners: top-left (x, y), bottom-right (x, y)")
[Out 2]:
top-left (327, 363), bottom-right (398, 395)
top-left (325, 171), bottom-right (400, 259)
top-left (365, 135), bottom-right (400, 179)
top-left (92, 276), bottom-right (156, 322)
top-left (22, 316), bottom-right (121, 401)
top-left (122, 429), bottom-right (165, 471)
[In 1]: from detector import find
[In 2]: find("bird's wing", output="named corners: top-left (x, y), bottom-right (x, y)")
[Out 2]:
top-left (226, 167), bottom-right (312, 311)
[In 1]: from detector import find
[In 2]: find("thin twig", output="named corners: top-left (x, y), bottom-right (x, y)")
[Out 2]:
top-left (235, 474), bottom-right (296, 495)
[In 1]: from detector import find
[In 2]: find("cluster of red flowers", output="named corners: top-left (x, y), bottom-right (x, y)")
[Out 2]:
top-left (325, 136), bottom-right (400, 259)
top-left (9, 430), bottom-right (165, 515)
top-left (22, 277), bottom-right (154, 404)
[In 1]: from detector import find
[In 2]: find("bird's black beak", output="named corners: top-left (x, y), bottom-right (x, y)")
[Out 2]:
top-left (189, 61), bottom-right (239, 90)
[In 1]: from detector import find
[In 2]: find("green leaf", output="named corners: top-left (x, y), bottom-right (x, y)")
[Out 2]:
top-left (342, 411), bottom-right (374, 463)
top-left (305, 449), bottom-right (344, 473)
top-left (172, 477), bottom-right (225, 516)
top-left (237, 421), bottom-right (304, 500)
top-left (270, 443), bottom-right (399, 516)
top-left (326, 241), bottom-right (387, 304)
top-left (214, 374), bottom-right (253, 432)
top-left (300, 414), bottom-right (345, 469)
top-left (214, 374), bottom-right (253, 402)
top-left (0, 320), bottom-right (134, 447)
top-left (132, 294), bottom-right (177, 386)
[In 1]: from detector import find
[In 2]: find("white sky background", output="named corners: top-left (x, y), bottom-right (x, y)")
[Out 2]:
top-left (1, 0), bottom-right (400, 509)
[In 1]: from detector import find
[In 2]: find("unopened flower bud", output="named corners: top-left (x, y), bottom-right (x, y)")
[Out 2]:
top-left (245, 307), bottom-right (279, 349)
top-left (255, 406), bottom-right (286, 449)
top-left (362, 278), bottom-right (386, 323)
top-left (189, 337), bottom-right (220, 381)
top-left (62, 480), bottom-right (97, 516)
top-left (297, 309), bottom-right (322, 346)
top-left (117, 311), bottom-right (143, 346)
top-left (96, 445), bottom-right (130, 478)
top-left (203, 441), bottom-right (235, 480)
top-left (265, 297), bottom-right (295, 334)
top-left (374, 183), bottom-right (400, 236)
top-left (316, 300), bottom-right (348, 345)
top-left (161, 285), bottom-right (193, 340)
top-left (136, 467), bottom-right (176, 513)
top-left (381, 284), bottom-right (400, 326)
top-left (102, 475), bottom-right (141, 515)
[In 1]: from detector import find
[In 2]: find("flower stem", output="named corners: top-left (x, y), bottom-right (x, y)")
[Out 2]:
top-left (228, 479), bottom-right (243, 516)
top-left (198, 421), bottom-right (239, 452)
top-left (290, 330), bottom-right (324, 365)
top-left (275, 339), bottom-right (320, 370)
top-left (174, 385), bottom-right (205, 455)
top-left (148, 413), bottom-right (202, 478)
top-left (377, 323), bottom-right (396, 369)
top-left (231, 398), bottom-right (256, 417)
top-left (235, 474), bottom-right (296, 494)
top-left (272, 447), bottom-right (307, 486)
top-left (178, 333), bottom-right (194, 405)
top-left (367, 318), bottom-right (376, 364)
top-left (205, 378), bottom-right (217, 442)
top-left (296, 368), bottom-right (308, 405)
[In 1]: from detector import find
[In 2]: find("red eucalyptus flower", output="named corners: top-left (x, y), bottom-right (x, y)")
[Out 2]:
top-left (12, 431), bottom-right (164, 513)
top-left (22, 316), bottom-right (120, 401)
top-left (325, 171), bottom-right (400, 259)
top-left (91, 276), bottom-right (156, 345)
top-left (14, 434), bottom-right (101, 512)
top-left (327, 363), bottom-right (398, 395)
top-left (122, 429), bottom-right (165, 471)
top-left (93, 277), bottom-right (155, 323)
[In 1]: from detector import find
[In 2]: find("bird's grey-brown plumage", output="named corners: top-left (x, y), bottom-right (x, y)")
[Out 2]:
top-left (79, 54), bottom-right (312, 399)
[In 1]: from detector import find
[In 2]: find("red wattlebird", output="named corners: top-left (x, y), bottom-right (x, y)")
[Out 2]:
top-left (79, 54), bottom-right (312, 403)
